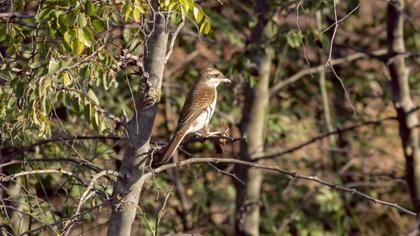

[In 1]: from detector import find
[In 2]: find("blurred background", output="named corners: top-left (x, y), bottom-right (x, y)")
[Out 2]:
top-left (1, 0), bottom-right (420, 235)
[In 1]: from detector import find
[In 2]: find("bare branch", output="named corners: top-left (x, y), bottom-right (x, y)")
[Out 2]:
top-left (0, 157), bottom-right (104, 173)
top-left (321, 2), bottom-right (360, 34)
top-left (269, 49), bottom-right (387, 96)
top-left (63, 170), bottom-right (120, 235)
top-left (253, 116), bottom-right (397, 161)
top-left (144, 157), bottom-right (416, 216)
top-left (1, 135), bottom-right (123, 159)
top-left (165, 20), bottom-right (185, 64)
top-left (0, 169), bottom-right (87, 186)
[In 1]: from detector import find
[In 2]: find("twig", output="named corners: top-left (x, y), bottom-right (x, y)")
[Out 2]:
top-left (63, 170), bottom-right (119, 236)
top-left (325, 0), bottom-right (358, 116)
top-left (326, 0), bottom-right (338, 65)
top-left (269, 49), bottom-right (387, 96)
top-left (321, 2), bottom-right (360, 34)
top-left (165, 20), bottom-right (185, 64)
top-left (144, 157), bottom-right (416, 216)
top-left (19, 203), bottom-right (108, 236)
top-left (54, 44), bottom-right (107, 76)
top-left (1, 135), bottom-right (122, 159)
top-left (0, 169), bottom-right (87, 186)
top-left (0, 157), bottom-right (104, 173)
top-left (253, 116), bottom-right (398, 161)
top-left (207, 162), bottom-right (245, 185)
top-left (155, 193), bottom-right (171, 236)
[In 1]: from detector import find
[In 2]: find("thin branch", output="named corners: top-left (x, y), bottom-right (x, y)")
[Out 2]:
top-left (207, 162), bottom-right (245, 185)
top-left (321, 2), bottom-right (361, 34)
top-left (19, 203), bottom-right (108, 236)
top-left (165, 20), bottom-right (185, 64)
top-left (253, 116), bottom-right (397, 161)
top-left (155, 193), bottom-right (171, 236)
top-left (1, 135), bottom-right (122, 158)
top-left (63, 170), bottom-right (120, 236)
top-left (0, 169), bottom-right (87, 186)
top-left (144, 157), bottom-right (416, 216)
top-left (269, 49), bottom-right (387, 96)
top-left (183, 133), bottom-right (245, 144)
top-left (326, 0), bottom-right (339, 65)
top-left (0, 157), bottom-right (104, 173)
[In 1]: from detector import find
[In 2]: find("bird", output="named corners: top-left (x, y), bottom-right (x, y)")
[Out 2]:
top-left (159, 68), bottom-right (231, 164)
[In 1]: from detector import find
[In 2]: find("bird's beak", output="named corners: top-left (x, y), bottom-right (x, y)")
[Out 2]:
top-left (220, 77), bottom-right (231, 83)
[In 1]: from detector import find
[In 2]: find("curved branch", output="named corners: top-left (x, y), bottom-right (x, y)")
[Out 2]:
top-left (269, 49), bottom-right (387, 96)
top-left (253, 116), bottom-right (397, 161)
top-left (143, 157), bottom-right (416, 216)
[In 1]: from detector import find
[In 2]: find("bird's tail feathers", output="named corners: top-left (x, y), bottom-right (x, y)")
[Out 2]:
top-left (160, 131), bottom-right (187, 164)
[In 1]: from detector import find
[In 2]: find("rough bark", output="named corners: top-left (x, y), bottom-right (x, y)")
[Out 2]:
top-left (234, 1), bottom-right (273, 234)
top-left (387, 0), bottom-right (420, 212)
top-left (107, 1), bottom-right (169, 235)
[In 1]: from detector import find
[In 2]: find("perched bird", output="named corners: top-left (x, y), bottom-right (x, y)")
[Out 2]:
top-left (160, 68), bottom-right (230, 163)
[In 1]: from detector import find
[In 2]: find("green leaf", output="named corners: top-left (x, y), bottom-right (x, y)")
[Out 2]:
top-left (204, 20), bottom-right (211, 34)
top-left (122, 1), bottom-right (132, 22)
top-left (92, 19), bottom-right (106, 32)
top-left (93, 111), bottom-right (101, 131)
top-left (168, 2), bottom-right (177, 12)
top-left (200, 18), bottom-right (211, 35)
top-left (64, 29), bottom-right (76, 45)
top-left (193, 6), bottom-right (204, 23)
top-left (286, 30), bottom-right (302, 48)
top-left (72, 38), bottom-right (85, 55)
top-left (84, 103), bottom-right (92, 123)
top-left (48, 58), bottom-right (62, 74)
top-left (86, 1), bottom-right (96, 16)
top-left (76, 13), bottom-right (87, 27)
top-left (186, 0), bottom-right (194, 10)
top-left (61, 72), bottom-right (72, 86)
top-left (78, 27), bottom-right (94, 47)
top-left (59, 14), bottom-right (70, 30)
top-left (87, 89), bottom-right (99, 105)
top-left (132, 6), bottom-right (144, 22)
top-left (36, 8), bottom-right (53, 21)
top-left (12, 0), bottom-right (26, 11)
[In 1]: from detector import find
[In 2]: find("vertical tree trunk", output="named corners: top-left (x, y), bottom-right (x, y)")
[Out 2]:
top-left (107, 1), bottom-right (169, 235)
top-left (235, 48), bottom-right (273, 236)
top-left (387, 0), bottom-right (420, 213)
top-left (235, 1), bottom-right (273, 233)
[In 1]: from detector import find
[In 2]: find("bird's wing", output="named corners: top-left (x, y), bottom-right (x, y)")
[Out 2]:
top-left (159, 85), bottom-right (215, 164)
top-left (175, 85), bottom-right (216, 133)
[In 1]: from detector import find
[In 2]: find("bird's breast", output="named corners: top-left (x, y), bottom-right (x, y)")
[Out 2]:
top-left (187, 97), bottom-right (217, 133)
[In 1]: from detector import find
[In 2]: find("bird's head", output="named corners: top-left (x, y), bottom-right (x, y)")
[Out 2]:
top-left (199, 68), bottom-right (231, 88)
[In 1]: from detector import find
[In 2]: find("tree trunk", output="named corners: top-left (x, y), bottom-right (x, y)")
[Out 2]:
top-left (107, 1), bottom-right (169, 235)
top-left (387, 0), bottom-right (420, 213)
top-left (234, 1), bottom-right (273, 232)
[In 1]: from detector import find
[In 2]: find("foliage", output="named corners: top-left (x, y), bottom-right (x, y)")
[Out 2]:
top-left (1, 0), bottom-right (420, 235)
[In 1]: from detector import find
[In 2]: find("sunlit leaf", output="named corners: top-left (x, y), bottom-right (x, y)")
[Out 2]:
top-left (88, 89), bottom-right (99, 105)
top-left (61, 72), bottom-right (72, 86)
top-left (78, 27), bottom-right (94, 47)
top-left (76, 13), bottom-right (87, 27)
top-left (48, 58), bottom-right (61, 74)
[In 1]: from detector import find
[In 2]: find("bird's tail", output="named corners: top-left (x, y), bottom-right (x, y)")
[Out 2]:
top-left (159, 131), bottom-right (187, 164)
